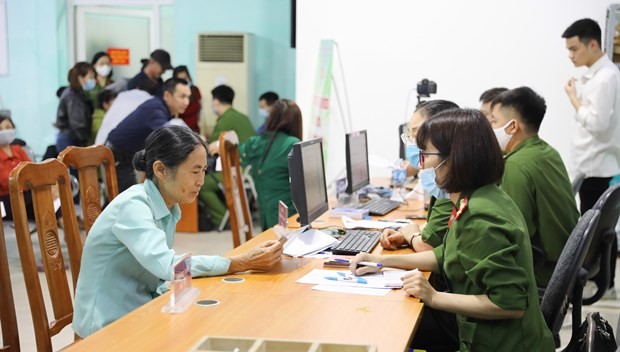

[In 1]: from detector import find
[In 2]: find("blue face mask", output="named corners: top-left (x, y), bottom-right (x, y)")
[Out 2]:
top-left (418, 160), bottom-right (449, 199)
top-left (82, 78), bottom-right (96, 91)
top-left (259, 108), bottom-right (269, 118)
top-left (405, 144), bottom-right (421, 170)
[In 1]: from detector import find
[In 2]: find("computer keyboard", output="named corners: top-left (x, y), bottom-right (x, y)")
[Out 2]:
top-left (330, 230), bottom-right (381, 255)
top-left (358, 198), bottom-right (401, 216)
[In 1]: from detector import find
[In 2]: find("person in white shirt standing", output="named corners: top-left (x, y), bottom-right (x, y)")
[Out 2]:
top-left (563, 18), bottom-right (620, 293)
top-left (563, 18), bottom-right (620, 214)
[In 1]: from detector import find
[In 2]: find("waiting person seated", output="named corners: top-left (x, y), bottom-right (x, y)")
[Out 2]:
top-left (256, 91), bottom-right (279, 135)
top-left (0, 116), bottom-right (34, 220)
top-left (380, 100), bottom-right (458, 253)
top-left (200, 85), bottom-right (256, 227)
top-left (172, 65), bottom-right (202, 133)
top-left (351, 108), bottom-right (554, 352)
top-left (88, 51), bottom-right (114, 108)
top-left (240, 99), bottom-right (301, 229)
top-left (73, 126), bottom-right (283, 338)
top-left (55, 62), bottom-right (95, 153)
top-left (89, 89), bottom-right (117, 145)
top-left (478, 87), bottom-right (508, 120)
top-left (489, 87), bottom-right (578, 287)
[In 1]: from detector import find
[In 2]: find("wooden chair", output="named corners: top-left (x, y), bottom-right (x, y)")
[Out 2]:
top-left (58, 145), bottom-right (118, 235)
top-left (219, 131), bottom-right (253, 248)
top-left (9, 159), bottom-right (83, 352)
top-left (0, 217), bottom-right (20, 352)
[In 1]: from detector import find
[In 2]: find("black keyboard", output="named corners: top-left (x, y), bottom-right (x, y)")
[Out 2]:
top-left (358, 198), bottom-right (401, 215)
top-left (330, 230), bottom-right (381, 255)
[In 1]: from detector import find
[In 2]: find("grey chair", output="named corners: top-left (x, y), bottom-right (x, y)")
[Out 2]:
top-left (541, 209), bottom-right (600, 348)
top-left (572, 173), bottom-right (585, 195)
top-left (583, 184), bottom-right (620, 305)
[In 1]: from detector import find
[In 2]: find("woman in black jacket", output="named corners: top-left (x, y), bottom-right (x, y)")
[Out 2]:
top-left (55, 62), bottom-right (95, 153)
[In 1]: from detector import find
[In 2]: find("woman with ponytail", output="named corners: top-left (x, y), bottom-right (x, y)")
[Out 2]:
top-left (73, 125), bottom-right (283, 338)
top-left (55, 62), bottom-right (95, 153)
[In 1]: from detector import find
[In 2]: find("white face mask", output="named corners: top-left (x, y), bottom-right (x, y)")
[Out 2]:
top-left (95, 65), bottom-right (111, 77)
top-left (493, 120), bottom-right (514, 151)
top-left (0, 129), bottom-right (16, 145)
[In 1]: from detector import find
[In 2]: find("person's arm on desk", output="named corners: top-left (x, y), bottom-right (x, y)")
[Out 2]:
top-left (226, 240), bottom-right (283, 273)
top-left (380, 223), bottom-right (433, 252)
top-left (401, 271), bottom-right (524, 320)
top-left (349, 250), bottom-right (439, 275)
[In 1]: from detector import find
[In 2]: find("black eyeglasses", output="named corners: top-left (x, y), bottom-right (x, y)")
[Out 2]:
top-left (420, 150), bottom-right (443, 167)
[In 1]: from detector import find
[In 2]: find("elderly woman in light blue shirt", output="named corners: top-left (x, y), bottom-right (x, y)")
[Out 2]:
top-left (73, 126), bottom-right (283, 338)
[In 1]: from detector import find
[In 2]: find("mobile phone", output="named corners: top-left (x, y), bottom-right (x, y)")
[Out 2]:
top-left (406, 214), bottom-right (427, 220)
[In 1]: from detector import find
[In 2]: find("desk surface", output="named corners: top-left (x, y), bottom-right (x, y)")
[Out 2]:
top-left (65, 198), bottom-right (426, 352)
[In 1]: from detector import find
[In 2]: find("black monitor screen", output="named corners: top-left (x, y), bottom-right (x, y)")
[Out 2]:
top-left (288, 138), bottom-right (329, 226)
top-left (345, 130), bottom-right (370, 194)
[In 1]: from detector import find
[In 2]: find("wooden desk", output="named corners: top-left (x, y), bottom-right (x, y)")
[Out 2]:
top-left (65, 200), bottom-right (426, 352)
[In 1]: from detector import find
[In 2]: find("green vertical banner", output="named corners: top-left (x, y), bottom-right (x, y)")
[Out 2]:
top-left (308, 39), bottom-right (335, 161)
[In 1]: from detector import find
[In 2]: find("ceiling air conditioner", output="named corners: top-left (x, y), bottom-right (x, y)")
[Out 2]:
top-left (196, 33), bottom-right (255, 139)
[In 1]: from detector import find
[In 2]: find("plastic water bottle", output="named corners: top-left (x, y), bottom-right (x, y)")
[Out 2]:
top-left (392, 159), bottom-right (406, 188)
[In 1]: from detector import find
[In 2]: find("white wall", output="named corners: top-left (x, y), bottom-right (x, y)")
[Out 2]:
top-left (296, 0), bottom-right (617, 184)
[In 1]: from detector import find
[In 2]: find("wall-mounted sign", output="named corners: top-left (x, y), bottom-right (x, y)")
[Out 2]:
top-left (107, 48), bottom-right (130, 65)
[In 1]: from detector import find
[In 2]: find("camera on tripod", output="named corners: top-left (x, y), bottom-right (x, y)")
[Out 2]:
top-left (416, 79), bottom-right (437, 105)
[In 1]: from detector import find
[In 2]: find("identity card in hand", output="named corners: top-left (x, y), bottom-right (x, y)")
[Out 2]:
top-left (278, 200), bottom-right (288, 228)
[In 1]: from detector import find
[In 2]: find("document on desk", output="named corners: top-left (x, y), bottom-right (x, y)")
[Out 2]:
top-left (312, 284), bottom-right (390, 296)
top-left (296, 269), bottom-right (392, 289)
top-left (341, 216), bottom-right (411, 230)
top-left (282, 228), bottom-right (338, 258)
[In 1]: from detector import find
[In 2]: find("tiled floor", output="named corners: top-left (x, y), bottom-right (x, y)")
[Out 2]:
top-left (2, 221), bottom-right (619, 351)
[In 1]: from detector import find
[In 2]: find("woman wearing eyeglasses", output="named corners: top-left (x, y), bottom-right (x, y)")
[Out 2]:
top-left (381, 100), bottom-right (457, 253)
top-left (351, 108), bottom-right (554, 352)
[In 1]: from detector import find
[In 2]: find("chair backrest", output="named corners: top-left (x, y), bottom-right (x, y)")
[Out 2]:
top-left (9, 159), bottom-right (83, 352)
top-left (58, 145), bottom-right (119, 235)
top-left (572, 173), bottom-right (585, 195)
top-left (219, 131), bottom-right (253, 248)
top-left (0, 217), bottom-right (20, 352)
top-left (584, 184), bottom-right (620, 275)
top-left (541, 209), bottom-right (600, 338)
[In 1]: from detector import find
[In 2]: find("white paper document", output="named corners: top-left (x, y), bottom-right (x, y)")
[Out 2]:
top-left (312, 284), bottom-right (390, 296)
top-left (296, 269), bottom-right (391, 289)
top-left (283, 228), bottom-right (338, 258)
top-left (382, 269), bottom-right (419, 288)
top-left (341, 216), bottom-right (411, 230)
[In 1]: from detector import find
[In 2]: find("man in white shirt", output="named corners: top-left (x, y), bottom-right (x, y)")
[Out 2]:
top-left (94, 79), bottom-right (157, 145)
top-left (563, 18), bottom-right (620, 214)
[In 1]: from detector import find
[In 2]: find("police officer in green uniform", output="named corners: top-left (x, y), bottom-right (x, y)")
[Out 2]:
top-left (490, 87), bottom-right (579, 287)
top-left (352, 109), bottom-right (555, 352)
top-left (380, 100), bottom-right (458, 252)
top-left (239, 99), bottom-right (302, 229)
top-left (199, 85), bottom-right (256, 226)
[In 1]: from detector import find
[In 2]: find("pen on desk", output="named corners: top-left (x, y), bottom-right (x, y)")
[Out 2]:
top-left (324, 276), bottom-right (368, 284)
top-left (377, 219), bottom-right (409, 224)
top-left (333, 258), bottom-right (383, 268)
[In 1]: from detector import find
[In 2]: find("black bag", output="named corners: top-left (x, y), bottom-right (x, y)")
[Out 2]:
top-left (565, 312), bottom-right (617, 352)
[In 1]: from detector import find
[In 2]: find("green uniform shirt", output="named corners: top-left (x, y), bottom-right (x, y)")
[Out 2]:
top-left (501, 135), bottom-right (579, 287)
top-left (240, 132), bottom-right (299, 229)
top-left (421, 197), bottom-right (453, 247)
top-left (211, 108), bottom-right (256, 143)
top-left (433, 185), bottom-right (554, 352)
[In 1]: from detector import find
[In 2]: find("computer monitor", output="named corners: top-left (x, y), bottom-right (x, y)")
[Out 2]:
top-left (398, 123), bottom-right (407, 160)
top-left (288, 138), bottom-right (329, 227)
top-left (345, 130), bottom-right (370, 194)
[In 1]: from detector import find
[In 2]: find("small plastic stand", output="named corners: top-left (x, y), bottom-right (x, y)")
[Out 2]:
top-left (161, 253), bottom-right (200, 314)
